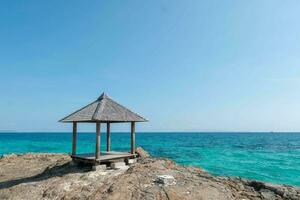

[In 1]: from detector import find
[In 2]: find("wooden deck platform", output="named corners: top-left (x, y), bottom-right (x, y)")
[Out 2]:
top-left (71, 151), bottom-right (135, 165)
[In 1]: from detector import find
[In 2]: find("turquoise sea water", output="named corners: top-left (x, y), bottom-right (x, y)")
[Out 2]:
top-left (0, 132), bottom-right (300, 186)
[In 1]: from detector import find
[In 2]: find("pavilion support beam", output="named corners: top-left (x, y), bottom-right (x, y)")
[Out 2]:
top-left (107, 123), bottom-right (111, 152)
top-left (95, 122), bottom-right (101, 160)
top-left (72, 122), bottom-right (77, 156)
top-left (131, 122), bottom-right (135, 154)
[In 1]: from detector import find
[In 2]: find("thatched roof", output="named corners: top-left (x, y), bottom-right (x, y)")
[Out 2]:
top-left (59, 93), bottom-right (147, 123)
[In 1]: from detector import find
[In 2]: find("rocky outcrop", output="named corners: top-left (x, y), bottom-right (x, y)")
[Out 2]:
top-left (0, 149), bottom-right (299, 200)
top-left (136, 147), bottom-right (151, 158)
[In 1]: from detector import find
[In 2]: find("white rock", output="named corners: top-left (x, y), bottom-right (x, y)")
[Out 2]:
top-left (92, 164), bottom-right (106, 171)
top-left (127, 159), bottom-right (137, 164)
top-left (110, 162), bottom-right (126, 169)
top-left (156, 175), bottom-right (176, 186)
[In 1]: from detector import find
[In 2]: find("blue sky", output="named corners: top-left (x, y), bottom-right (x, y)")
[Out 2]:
top-left (1, 0), bottom-right (300, 132)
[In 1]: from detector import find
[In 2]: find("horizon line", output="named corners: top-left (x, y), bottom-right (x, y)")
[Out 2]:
top-left (1, 131), bottom-right (300, 133)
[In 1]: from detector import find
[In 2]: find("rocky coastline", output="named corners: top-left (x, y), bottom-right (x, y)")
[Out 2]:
top-left (0, 148), bottom-right (299, 200)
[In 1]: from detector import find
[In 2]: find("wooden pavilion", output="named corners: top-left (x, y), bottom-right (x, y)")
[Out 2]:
top-left (59, 92), bottom-right (147, 165)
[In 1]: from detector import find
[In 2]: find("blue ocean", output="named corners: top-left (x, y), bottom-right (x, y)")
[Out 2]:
top-left (1, 132), bottom-right (300, 187)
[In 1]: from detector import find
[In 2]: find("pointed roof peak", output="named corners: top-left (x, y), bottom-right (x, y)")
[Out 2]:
top-left (98, 92), bottom-right (109, 100)
top-left (60, 91), bottom-right (147, 123)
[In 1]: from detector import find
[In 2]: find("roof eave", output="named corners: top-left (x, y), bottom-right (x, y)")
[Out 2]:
top-left (59, 119), bottom-right (148, 123)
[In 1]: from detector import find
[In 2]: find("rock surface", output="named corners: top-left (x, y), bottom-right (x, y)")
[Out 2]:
top-left (0, 149), bottom-right (299, 200)
top-left (136, 147), bottom-right (151, 158)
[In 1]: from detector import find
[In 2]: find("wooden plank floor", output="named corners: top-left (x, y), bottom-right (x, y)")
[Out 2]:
top-left (71, 151), bottom-right (134, 163)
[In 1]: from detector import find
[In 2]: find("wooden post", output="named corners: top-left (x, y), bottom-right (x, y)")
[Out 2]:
top-left (95, 122), bottom-right (101, 160)
top-left (107, 123), bottom-right (110, 152)
top-left (131, 122), bottom-right (135, 154)
top-left (72, 122), bottom-right (77, 155)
